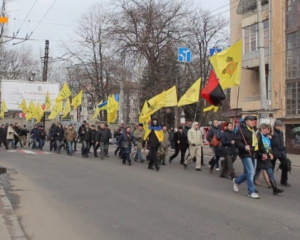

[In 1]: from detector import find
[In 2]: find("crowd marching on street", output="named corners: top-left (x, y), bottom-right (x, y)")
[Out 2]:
top-left (0, 116), bottom-right (292, 200)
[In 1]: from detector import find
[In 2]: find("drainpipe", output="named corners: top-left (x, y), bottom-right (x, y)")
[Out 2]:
top-left (267, 0), bottom-right (272, 110)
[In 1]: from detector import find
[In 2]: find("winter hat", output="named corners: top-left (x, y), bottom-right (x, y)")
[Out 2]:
top-left (139, 123), bottom-right (143, 127)
top-left (274, 120), bottom-right (282, 126)
top-left (178, 126), bottom-right (183, 130)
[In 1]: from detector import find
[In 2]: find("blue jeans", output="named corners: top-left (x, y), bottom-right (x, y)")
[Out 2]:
top-left (38, 139), bottom-right (45, 150)
top-left (134, 148), bottom-right (143, 161)
top-left (235, 157), bottom-right (257, 194)
top-left (265, 168), bottom-right (275, 182)
top-left (67, 141), bottom-right (73, 154)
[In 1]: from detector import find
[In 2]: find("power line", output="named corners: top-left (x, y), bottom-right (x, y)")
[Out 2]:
top-left (13, 18), bottom-right (75, 28)
top-left (30, 0), bottom-right (58, 37)
top-left (15, 0), bottom-right (38, 37)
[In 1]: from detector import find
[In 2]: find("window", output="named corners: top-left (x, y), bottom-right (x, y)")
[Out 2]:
top-left (286, 31), bottom-right (300, 79)
top-left (243, 20), bottom-right (269, 54)
top-left (286, 82), bottom-right (298, 115)
top-left (286, 0), bottom-right (300, 30)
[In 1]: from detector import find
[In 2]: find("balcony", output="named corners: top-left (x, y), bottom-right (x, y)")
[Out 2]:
top-left (243, 95), bottom-right (269, 111)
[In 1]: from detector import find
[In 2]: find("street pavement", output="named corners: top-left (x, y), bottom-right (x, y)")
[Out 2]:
top-left (0, 144), bottom-right (300, 240)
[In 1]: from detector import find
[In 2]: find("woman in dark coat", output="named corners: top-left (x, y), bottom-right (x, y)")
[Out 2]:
top-left (256, 124), bottom-right (283, 195)
top-left (117, 126), bottom-right (136, 166)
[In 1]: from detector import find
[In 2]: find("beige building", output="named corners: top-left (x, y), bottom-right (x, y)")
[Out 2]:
top-left (229, 0), bottom-right (300, 154)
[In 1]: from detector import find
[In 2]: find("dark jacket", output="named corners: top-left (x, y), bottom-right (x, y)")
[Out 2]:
top-left (148, 130), bottom-right (160, 148)
top-left (55, 127), bottom-right (64, 141)
top-left (220, 129), bottom-right (236, 156)
top-left (39, 129), bottom-right (47, 140)
top-left (48, 124), bottom-right (56, 140)
top-left (173, 131), bottom-right (187, 150)
top-left (235, 123), bottom-right (257, 158)
top-left (207, 125), bottom-right (220, 143)
top-left (271, 129), bottom-right (286, 158)
top-left (78, 124), bottom-right (86, 141)
top-left (106, 128), bottom-right (112, 143)
top-left (256, 132), bottom-right (273, 169)
top-left (19, 128), bottom-right (29, 137)
top-left (96, 128), bottom-right (111, 143)
top-left (30, 128), bottom-right (40, 140)
top-left (0, 128), bottom-right (6, 140)
top-left (90, 129), bottom-right (97, 143)
top-left (117, 132), bottom-right (136, 154)
top-left (82, 128), bottom-right (92, 142)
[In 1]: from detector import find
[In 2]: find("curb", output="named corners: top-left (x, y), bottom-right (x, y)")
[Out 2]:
top-left (0, 175), bottom-right (27, 240)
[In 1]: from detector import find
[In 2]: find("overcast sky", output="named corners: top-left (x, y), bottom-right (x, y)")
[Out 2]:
top-left (5, 0), bottom-right (229, 57)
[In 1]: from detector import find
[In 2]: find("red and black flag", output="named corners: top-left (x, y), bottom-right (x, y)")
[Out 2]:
top-left (201, 70), bottom-right (226, 106)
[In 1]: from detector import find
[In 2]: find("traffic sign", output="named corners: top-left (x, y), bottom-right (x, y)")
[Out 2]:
top-left (178, 47), bottom-right (192, 63)
top-left (209, 48), bottom-right (222, 56)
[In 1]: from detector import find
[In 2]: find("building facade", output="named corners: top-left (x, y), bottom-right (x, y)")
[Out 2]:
top-left (230, 0), bottom-right (300, 154)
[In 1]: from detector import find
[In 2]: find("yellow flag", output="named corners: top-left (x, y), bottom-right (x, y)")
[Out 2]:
top-left (62, 99), bottom-right (71, 118)
top-left (140, 91), bottom-right (165, 122)
top-left (0, 109), bottom-right (4, 119)
top-left (203, 105), bottom-right (219, 113)
top-left (34, 102), bottom-right (44, 123)
top-left (210, 41), bottom-right (242, 90)
top-left (1, 100), bottom-right (8, 112)
top-left (164, 86), bottom-right (177, 107)
top-left (48, 101), bottom-right (62, 119)
top-left (56, 82), bottom-right (71, 102)
top-left (18, 99), bottom-right (27, 113)
top-left (45, 91), bottom-right (52, 111)
top-left (107, 95), bottom-right (119, 124)
top-left (71, 90), bottom-right (83, 110)
top-left (177, 78), bottom-right (201, 107)
top-left (139, 101), bottom-right (150, 123)
top-left (26, 101), bottom-right (36, 121)
top-left (92, 101), bottom-right (106, 120)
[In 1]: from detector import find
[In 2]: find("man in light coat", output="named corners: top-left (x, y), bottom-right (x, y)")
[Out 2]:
top-left (184, 122), bottom-right (203, 171)
top-left (133, 124), bottom-right (145, 162)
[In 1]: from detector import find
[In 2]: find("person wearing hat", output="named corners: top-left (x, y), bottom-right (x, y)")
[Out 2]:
top-left (169, 126), bottom-right (187, 165)
top-left (233, 115), bottom-right (260, 199)
top-left (38, 125), bottom-right (47, 150)
top-left (271, 120), bottom-right (290, 187)
top-left (133, 123), bottom-right (145, 162)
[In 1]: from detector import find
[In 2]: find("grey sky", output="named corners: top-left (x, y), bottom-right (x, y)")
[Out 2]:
top-left (6, 0), bottom-right (229, 57)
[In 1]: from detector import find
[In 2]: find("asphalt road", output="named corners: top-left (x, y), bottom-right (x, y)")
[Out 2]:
top-left (0, 146), bottom-right (299, 240)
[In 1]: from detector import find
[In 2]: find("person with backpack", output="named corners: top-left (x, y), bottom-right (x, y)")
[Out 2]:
top-left (207, 120), bottom-right (221, 171)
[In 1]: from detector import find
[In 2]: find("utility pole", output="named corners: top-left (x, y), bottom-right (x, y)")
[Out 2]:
top-left (257, 0), bottom-right (267, 110)
top-left (174, 74), bottom-right (178, 129)
top-left (41, 40), bottom-right (49, 126)
top-left (118, 52), bottom-right (125, 125)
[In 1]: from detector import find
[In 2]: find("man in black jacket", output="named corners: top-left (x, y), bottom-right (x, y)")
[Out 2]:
top-left (49, 123), bottom-right (57, 151)
top-left (96, 124), bottom-right (111, 160)
top-left (233, 115), bottom-right (259, 199)
top-left (169, 126), bottom-right (187, 165)
top-left (104, 124), bottom-right (112, 157)
top-left (81, 123), bottom-right (91, 158)
top-left (90, 125), bottom-right (99, 157)
top-left (220, 122), bottom-right (237, 179)
top-left (55, 123), bottom-right (64, 153)
top-left (271, 120), bottom-right (290, 187)
top-left (0, 124), bottom-right (8, 150)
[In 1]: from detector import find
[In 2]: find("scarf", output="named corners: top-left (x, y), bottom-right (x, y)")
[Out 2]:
top-left (247, 126), bottom-right (258, 151)
top-left (260, 133), bottom-right (271, 153)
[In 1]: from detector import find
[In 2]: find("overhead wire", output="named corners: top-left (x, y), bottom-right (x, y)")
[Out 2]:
top-left (15, 0), bottom-right (38, 37)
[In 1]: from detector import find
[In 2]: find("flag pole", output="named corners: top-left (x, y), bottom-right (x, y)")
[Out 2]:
top-left (234, 86), bottom-right (240, 128)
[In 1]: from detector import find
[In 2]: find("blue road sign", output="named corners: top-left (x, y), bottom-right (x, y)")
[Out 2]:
top-left (178, 47), bottom-right (192, 63)
top-left (209, 48), bottom-right (222, 56)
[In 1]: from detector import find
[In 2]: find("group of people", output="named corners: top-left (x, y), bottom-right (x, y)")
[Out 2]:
top-left (0, 116), bottom-right (291, 200)
top-left (48, 121), bottom-right (112, 158)
top-left (206, 117), bottom-right (290, 199)
top-left (0, 123), bottom-right (29, 149)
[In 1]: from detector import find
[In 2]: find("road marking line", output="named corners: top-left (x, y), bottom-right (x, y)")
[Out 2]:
top-left (19, 150), bottom-right (36, 154)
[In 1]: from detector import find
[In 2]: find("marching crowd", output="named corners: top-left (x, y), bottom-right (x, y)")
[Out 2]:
top-left (0, 116), bottom-right (291, 199)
